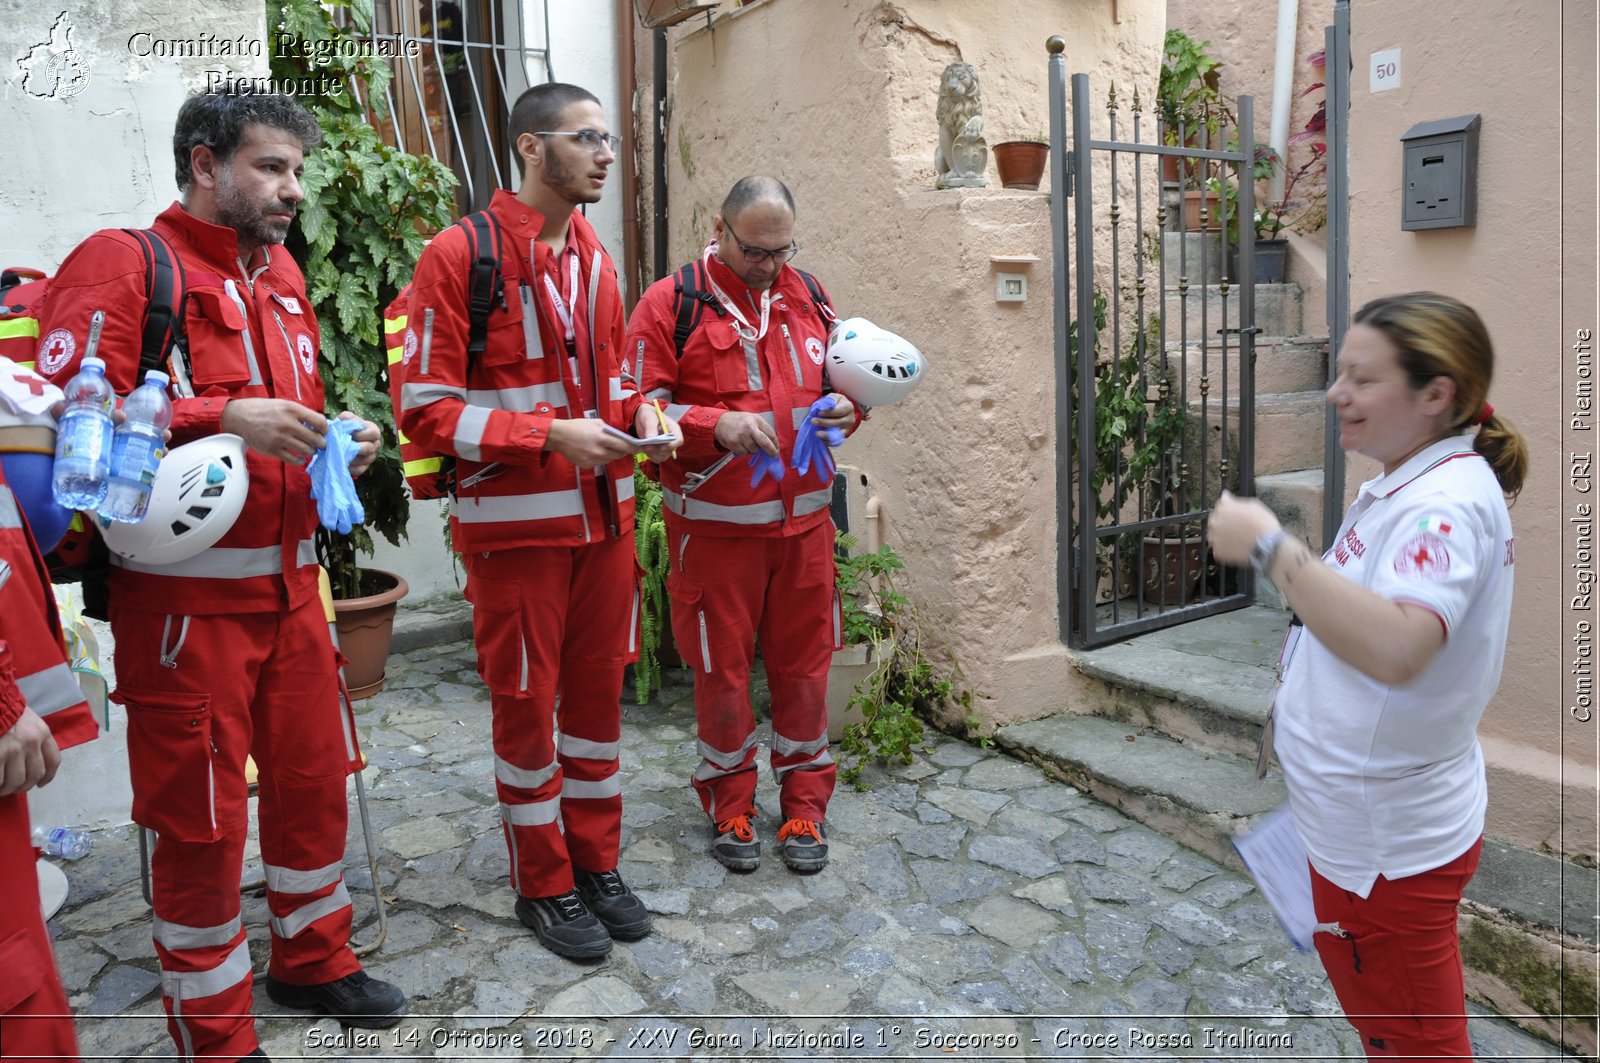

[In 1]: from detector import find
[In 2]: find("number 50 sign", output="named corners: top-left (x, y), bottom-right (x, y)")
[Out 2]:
top-left (1371, 48), bottom-right (1401, 92)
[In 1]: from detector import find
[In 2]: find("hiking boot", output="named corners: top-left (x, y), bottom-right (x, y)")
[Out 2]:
top-left (515, 890), bottom-right (612, 960)
top-left (263, 969), bottom-right (406, 1029)
top-left (776, 819), bottom-right (829, 873)
top-left (240, 1051), bottom-right (270, 1062)
top-left (711, 808), bottom-right (760, 872)
top-left (574, 868), bottom-right (652, 941)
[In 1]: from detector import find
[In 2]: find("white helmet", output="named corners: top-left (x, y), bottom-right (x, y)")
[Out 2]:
top-left (101, 434), bottom-right (248, 565)
top-left (824, 318), bottom-right (926, 409)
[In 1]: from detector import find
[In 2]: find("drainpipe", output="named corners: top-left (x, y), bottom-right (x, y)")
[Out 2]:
top-left (1267, 0), bottom-right (1299, 204)
top-left (616, 0), bottom-right (642, 309)
top-left (652, 27), bottom-right (668, 282)
top-left (864, 495), bottom-right (883, 554)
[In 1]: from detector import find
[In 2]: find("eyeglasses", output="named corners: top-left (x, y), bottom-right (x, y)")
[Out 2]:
top-left (534, 129), bottom-right (621, 155)
top-left (723, 220), bottom-right (799, 264)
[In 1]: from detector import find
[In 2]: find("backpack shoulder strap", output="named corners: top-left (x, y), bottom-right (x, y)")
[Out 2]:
top-left (670, 261), bottom-right (726, 360)
top-left (458, 210), bottom-right (506, 358)
top-left (122, 229), bottom-right (187, 386)
top-left (793, 267), bottom-right (837, 327)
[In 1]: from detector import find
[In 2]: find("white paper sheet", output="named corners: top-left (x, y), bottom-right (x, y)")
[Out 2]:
top-left (601, 423), bottom-right (676, 449)
top-left (1233, 804), bottom-right (1318, 952)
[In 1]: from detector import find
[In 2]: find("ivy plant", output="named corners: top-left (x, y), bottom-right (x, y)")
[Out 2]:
top-left (269, 0), bottom-right (458, 597)
top-left (834, 533), bottom-right (969, 788)
top-left (632, 465), bottom-right (671, 703)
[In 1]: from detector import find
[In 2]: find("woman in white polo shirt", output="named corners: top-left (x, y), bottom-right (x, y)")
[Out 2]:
top-left (1211, 292), bottom-right (1528, 1060)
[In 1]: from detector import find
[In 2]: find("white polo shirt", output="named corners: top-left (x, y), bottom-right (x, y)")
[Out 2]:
top-left (1275, 434), bottom-right (1515, 897)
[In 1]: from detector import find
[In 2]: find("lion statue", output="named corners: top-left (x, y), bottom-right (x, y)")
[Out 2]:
top-left (934, 61), bottom-right (987, 189)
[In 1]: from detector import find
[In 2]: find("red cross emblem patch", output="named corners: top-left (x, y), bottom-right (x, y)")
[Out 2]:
top-left (1393, 531), bottom-right (1451, 580)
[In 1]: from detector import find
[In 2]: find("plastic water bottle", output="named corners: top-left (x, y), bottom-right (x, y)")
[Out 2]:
top-left (32, 825), bottom-right (92, 860)
top-left (102, 370), bottom-right (173, 523)
top-left (52, 356), bottom-right (115, 511)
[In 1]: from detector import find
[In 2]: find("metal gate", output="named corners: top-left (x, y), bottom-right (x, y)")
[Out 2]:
top-left (1048, 42), bottom-right (1258, 648)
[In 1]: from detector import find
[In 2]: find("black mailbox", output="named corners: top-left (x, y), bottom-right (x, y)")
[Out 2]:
top-left (1400, 114), bottom-right (1480, 230)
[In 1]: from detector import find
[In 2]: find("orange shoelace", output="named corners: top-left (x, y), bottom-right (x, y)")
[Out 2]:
top-left (776, 819), bottom-right (822, 843)
top-left (715, 809), bottom-right (757, 841)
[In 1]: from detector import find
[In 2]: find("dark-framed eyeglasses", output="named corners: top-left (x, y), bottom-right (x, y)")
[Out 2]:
top-left (534, 129), bottom-right (621, 155)
top-left (723, 220), bottom-right (799, 265)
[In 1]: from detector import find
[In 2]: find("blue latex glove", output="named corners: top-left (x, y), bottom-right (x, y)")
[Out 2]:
top-left (746, 449), bottom-right (787, 487)
top-left (306, 419), bottom-right (366, 535)
top-left (791, 395), bottom-right (843, 484)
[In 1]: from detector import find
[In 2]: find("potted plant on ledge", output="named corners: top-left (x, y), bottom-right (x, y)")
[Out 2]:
top-left (274, 0), bottom-right (458, 696)
top-left (993, 133), bottom-right (1050, 190)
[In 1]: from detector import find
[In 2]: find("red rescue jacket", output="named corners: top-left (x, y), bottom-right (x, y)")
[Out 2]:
top-left (0, 467), bottom-right (95, 750)
top-left (626, 253), bottom-right (839, 538)
top-left (398, 191), bottom-right (641, 552)
top-left (38, 204), bottom-right (325, 615)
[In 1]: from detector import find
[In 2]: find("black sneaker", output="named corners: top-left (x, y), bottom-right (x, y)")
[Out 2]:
top-left (776, 818), bottom-right (829, 873)
top-left (240, 1051), bottom-right (270, 1062)
top-left (711, 808), bottom-right (760, 872)
top-left (263, 969), bottom-right (406, 1029)
top-left (515, 890), bottom-right (612, 960)
top-left (574, 868), bottom-right (652, 941)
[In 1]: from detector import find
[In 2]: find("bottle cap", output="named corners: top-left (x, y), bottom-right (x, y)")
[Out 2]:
top-left (144, 370), bottom-right (170, 387)
top-left (82, 357), bottom-right (106, 370)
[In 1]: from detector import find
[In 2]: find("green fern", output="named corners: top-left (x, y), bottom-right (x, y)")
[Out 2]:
top-left (633, 465), bottom-right (670, 703)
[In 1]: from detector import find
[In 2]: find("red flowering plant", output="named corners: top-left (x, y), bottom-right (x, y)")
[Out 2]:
top-left (1259, 49), bottom-right (1328, 237)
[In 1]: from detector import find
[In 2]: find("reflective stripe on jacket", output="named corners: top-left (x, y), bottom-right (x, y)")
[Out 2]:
top-left (0, 478), bottom-right (95, 750)
top-left (625, 256), bottom-right (835, 537)
top-left (37, 204), bottom-right (325, 614)
top-left (398, 191), bottom-right (640, 552)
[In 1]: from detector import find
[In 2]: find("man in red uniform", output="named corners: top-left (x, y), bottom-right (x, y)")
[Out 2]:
top-left (399, 82), bottom-right (680, 961)
top-left (625, 177), bottom-right (861, 874)
top-left (39, 92), bottom-right (404, 1062)
top-left (0, 454), bottom-right (99, 1063)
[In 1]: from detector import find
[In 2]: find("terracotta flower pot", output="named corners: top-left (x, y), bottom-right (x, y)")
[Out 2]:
top-left (993, 141), bottom-right (1049, 190)
top-left (333, 568), bottom-right (409, 700)
top-left (1141, 534), bottom-right (1205, 605)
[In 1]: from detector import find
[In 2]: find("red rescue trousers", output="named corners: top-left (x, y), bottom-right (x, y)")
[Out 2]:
top-left (0, 792), bottom-right (79, 1063)
top-left (666, 518), bottom-right (838, 825)
top-left (463, 535), bottom-right (638, 900)
top-left (1311, 837), bottom-right (1484, 1061)
top-left (112, 598), bottom-right (362, 1062)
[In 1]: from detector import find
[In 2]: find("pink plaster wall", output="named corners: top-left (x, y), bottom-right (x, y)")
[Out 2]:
top-left (1346, 2), bottom-right (1596, 855)
top-left (661, 0), bottom-right (1165, 725)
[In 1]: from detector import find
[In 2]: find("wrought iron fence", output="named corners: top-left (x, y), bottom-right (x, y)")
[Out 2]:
top-left (1049, 41), bottom-right (1258, 648)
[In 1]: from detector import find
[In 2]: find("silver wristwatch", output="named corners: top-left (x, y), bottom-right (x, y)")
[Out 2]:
top-left (1250, 528), bottom-right (1290, 578)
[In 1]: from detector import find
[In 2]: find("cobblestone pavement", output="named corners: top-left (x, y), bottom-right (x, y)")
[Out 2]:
top-left (48, 638), bottom-right (1565, 1061)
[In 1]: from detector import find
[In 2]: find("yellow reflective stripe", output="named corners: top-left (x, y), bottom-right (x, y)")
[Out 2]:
top-left (403, 455), bottom-right (443, 477)
top-left (0, 316), bottom-right (40, 340)
top-left (396, 427), bottom-right (411, 446)
top-left (384, 314), bottom-right (407, 335)
top-left (386, 346), bottom-right (403, 365)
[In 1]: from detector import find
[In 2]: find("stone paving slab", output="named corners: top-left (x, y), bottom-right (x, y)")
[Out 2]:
top-left (45, 638), bottom-right (1568, 1061)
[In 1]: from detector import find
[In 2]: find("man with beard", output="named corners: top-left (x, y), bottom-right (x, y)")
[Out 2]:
top-left (38, 91), bottom-right (404, 1062)
top-left (400, 82), bottom-right (679, 961)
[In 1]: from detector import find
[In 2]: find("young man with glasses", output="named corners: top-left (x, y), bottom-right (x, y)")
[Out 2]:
top-left (399, 82), bottom-right (681, 961)
top-left (625, 176), bottom-right (861, 875)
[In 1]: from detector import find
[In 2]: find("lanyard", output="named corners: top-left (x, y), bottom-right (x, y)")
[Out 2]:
top-left (702, 247), bottom-right (774, 340)
top-left (540, 247), bottom-right (581, 344)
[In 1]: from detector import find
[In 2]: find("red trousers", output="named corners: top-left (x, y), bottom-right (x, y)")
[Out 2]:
top-left (463, 535), bottom-right (637, 899)
top-left (1311, 838), bottom-right (1484, 1060)
top-left (112, 598), bottom-right (361, 1062)
top-left (0, 792), bottom-right (79, 1062)
top-left (666, 518), bottom-right (838, 825)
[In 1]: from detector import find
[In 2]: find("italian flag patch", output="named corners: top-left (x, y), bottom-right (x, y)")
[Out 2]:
top-left (1417, 516), bottom-right (1453, 535)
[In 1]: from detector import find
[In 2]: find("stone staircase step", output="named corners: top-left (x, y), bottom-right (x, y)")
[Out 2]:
top-left (1162, 281), bottom-right (1304, 340)
top-left (1195, 390), bottom-right (1325, 476)
top-left (1166, 334), bottom-right (1328, 401)
top-left (1071, 604), bottom-right (1284, 759)
top-left (995, 712), bottom-right (1287, 872)
top-left (1252, 469), bottom-right (1327, 611)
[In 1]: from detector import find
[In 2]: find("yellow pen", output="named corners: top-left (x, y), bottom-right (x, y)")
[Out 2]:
top-left (652, 399), bottom-right (670, 434)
